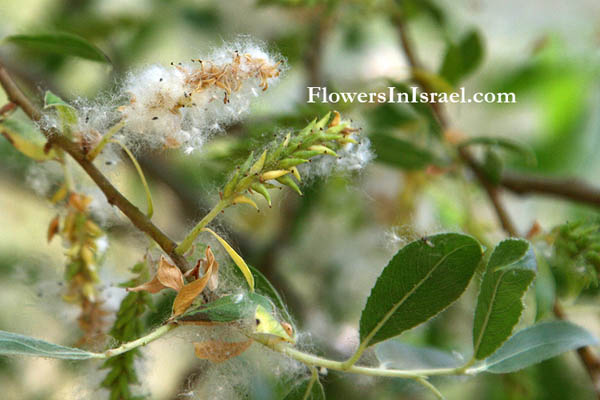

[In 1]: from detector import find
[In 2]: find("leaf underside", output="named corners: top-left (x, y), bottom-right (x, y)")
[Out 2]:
top-left (484, 321), bottom-right (598, 373)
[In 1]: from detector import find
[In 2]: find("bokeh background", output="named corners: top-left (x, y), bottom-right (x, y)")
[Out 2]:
top-left (1, 0), bottom-right (600, 399)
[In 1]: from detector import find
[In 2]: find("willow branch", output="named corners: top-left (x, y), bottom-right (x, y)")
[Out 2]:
top-left (501, 172), bottom-right (600, 209)
top-left (460, 148), bottom-right (519, 236)
top-left (0, 62), bottom-right (190, 272)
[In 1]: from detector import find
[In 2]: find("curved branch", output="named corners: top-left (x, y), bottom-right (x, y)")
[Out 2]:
top-left (501, 172), bottom-right (600, 208)
top-left (0, 62), bottom-right (190, 272)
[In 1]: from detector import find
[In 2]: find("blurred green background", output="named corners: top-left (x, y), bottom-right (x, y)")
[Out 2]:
top-left (1, 0), bottom-right (600, 399)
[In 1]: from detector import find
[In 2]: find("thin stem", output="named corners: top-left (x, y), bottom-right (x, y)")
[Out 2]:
top-left (500, 171), bottom-right (600, 209)
top-left (257, 338), bottom-right (475, 379)
top-left (302, 367), bottom-right (319, 400)
top-left (87, 120), bottom-right (125, 161)
top-left (343, 341), bottom-right (368, 369)
top-left (176, 199), bottom-right (229, 255)
top-left (415, 377), bottom-right (444, 399)
top-left (109, 138), bottom-right (154, 218)
top-left (90, 324), bottom-right (176, 359)
top-left (61, 154), bottom-right (75, 192)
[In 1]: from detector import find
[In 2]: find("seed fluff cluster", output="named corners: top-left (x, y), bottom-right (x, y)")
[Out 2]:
top-left (118, 40), bottom-right (283, 153)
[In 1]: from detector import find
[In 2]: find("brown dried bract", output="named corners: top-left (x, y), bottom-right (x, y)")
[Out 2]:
top-left (127, 255), bottom-right (184, 293)
top-left (172, 261), bottom-right (214, 317)
top-left (193, 339), bottom-right (253, 363)
top-left (47, 215), bottom-right (60, 242)
top-left (182, 52), bottom-right (280, 105)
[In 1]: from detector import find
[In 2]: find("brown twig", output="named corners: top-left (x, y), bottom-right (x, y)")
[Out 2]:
top-left (393, 13), bottom-right (600, 395)
top-left (501, 171), bottom-right (600, 209)
top-left (0, 62), bottom-right (190, 272)
top-left (460, 147), bottom-right (519, 236)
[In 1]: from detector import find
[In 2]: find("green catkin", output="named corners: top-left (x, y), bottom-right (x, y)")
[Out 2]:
top-left (101, 262), bottom-right (153, 400)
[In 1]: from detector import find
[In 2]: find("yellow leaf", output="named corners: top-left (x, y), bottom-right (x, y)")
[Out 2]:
top-left (1, 125), bottom-right (56, 161)
top-left (201, 227), bottom-right (254, 292)
top-left (193, 339), bottom-right (253, 363)
top-left (50, 184), bottom-right (68, 204)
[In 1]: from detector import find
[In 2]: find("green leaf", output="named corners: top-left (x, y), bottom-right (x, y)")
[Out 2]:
top-left (375, 340), bottom-right (461, 369)
top-left (241, 264), bottom-right (294, 325)
top-left (370, 132), bottom-right (444, 170)
top-left (283, 374), bottom-right (325, 400)
top-left (44, 91), bottom-right (78, 133)
top-left (473, 239), bottom-right (537, 360)
top-left (176, 292), bottom-right (273, 324)
top-left (483, 321), bottom-right (598, 373)
top-left (5, 32), bottom-right (111, 63)
top-left (0, 330), bottom-right (96, 360)
top-left (459, 136), bottom-right (537, 166)
top-left (482, 148), bottom-right (503, 185)
top-left (359, 233), bottom-right (482, 347)
top-left (440, 30), bottom-right (484, 85)
top-left (366, 103), bottom-right (419, 132)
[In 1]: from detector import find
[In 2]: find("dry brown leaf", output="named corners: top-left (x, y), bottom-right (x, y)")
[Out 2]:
top-left (156, 256), bottom-right (184, 291)
top-left (172, 263), bottom-right (213, 317)
top-left (47, 215), bottom-right (60, 242)
top-left (127, 256), bottom-right (184, 293)
top-left (126, 275), bottom-right (166, 294)
top-left (184, 259), bottom-right (201, 281)
top-left (193, 339), bottom-right (253, 363)
top-left (203, 246), bottom-right (219, 291)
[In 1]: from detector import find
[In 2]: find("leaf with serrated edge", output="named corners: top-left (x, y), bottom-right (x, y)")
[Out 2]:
top-left (359, 233), bottom-right (482, 347)
top-left (472, 238), bottom-right (537, 360)
top-left (483, 321), bottom-right (598, 373)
